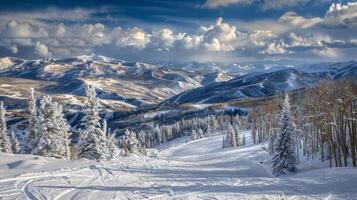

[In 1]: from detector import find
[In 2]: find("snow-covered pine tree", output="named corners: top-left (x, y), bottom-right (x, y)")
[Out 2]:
top-left (198, 128), bottom-right (204, 139)
top-left (122, 129), bottom-right (139, 155)
top-left (106, 129), bottom-right (118, 160)
top-left (272, 94), bottom-right (297, 176)
top-left (27, 88), bottom-right (37, 153)
top-left (11, 131), bottom-right (20, 153)
top-left (31, 95), bottom-right (70, 159)
top-left (0, 101), bottom-right (11, 153)
top-left (268, 128), bottom-right (279, 156)
top-left (77, 84), bottom-right (107, 160)
top-left (222, 125), bottom-right (233, 148)
top-left (154, 125), bottom-right (161, 144)
top-left (234, 124), bottom-right (240, 146)
top-left (191, 129), bottom-right (197, 140)
top-left (231, 125), bottom-right (237, 148)
top-left (102, 119), bottom-right (107, 136)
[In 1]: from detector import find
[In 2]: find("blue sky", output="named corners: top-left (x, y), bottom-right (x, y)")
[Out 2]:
top-left (0, 0), bottom-right (356, 64)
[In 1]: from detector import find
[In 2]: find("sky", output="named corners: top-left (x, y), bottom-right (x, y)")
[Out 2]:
top-left (0, 0), bottom-right (356, 64)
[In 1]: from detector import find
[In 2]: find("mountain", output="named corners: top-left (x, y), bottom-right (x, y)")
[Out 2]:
top-left (0, 55), bottom-right (230, 110)
top-left (163, 61), bottom-right (357, 104)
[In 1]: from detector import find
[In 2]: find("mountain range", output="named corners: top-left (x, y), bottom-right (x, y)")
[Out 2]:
top-left (0, 55), bottom-right (356, 110)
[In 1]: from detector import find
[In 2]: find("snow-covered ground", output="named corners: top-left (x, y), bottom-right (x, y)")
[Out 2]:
top-left (1, 131), bottom-right (357, 199)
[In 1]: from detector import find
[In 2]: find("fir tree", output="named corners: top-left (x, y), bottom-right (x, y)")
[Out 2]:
top-left (105, 129), bottom-right (118, 160)
top-left (191, 129), bottom-right (197, 140)
top-left (77, 84), bottom-right (107, 160)
top-left (197, 128), bottom-right (204, 138)
top-left (272, 94), bottom-right (297, 176)
top-left (0, 101), bottom-right (11, 153)
top-left (11, 131), bottom-right (20, 153)
top-left (31, 95), bottom-right (70, 159)
top-left (27, 88), bottom-right (37, 153)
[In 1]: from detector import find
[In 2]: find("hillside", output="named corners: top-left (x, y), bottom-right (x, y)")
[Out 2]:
top-left (164, 62), bottom-right (357, 104)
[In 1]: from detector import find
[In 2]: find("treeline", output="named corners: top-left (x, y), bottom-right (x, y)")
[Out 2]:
top-left (118, 114), bottom-right (249, 155)
top-left (251, 78), bottom-right (357, 167)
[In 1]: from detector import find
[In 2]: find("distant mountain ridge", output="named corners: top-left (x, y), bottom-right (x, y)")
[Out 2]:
top-left (163, 61), bottom-right (357, 104)
top-left (0, 55), bottom-right (231, 109)
top-left (0, 55), bottom-right (355, 109)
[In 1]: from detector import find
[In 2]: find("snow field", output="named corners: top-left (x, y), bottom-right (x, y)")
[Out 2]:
top-left (0, 130), bottom-right (357, 199)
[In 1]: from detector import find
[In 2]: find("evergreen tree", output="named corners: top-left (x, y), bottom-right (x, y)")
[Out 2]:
top-left (191, 129), bottom-right (197, 140)
top-left (27, 88), bottom-right (37, 153)
top-left (197, 128), bottom-right (204, 139)
top-left (11, 131), bottom-right (20, 153)
top-left (234, 124), bottom-right (240, 146)
top-left (31, 95), bottom-right (70, 159)
top-left (106, 129), bottom-right (118, 160)
top-left (272, 94), bottom-right (297, 176)
top-left (0, 101), bottom-right (11, 153)
top-left (77, 84), bottom-right (107, 160)
top-left (230, 124), bottom-right (237, 148)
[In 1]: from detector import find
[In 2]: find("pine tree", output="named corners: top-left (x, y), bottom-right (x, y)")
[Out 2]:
top-left (154, 125), bottom-right (161, 144)
top-left (191, 129), bottom-right (197, 140)
top-left (197, 128), bottom-right (204, 138)
top-left (230, 124), bottom-right (237, 147)
top-left (234, 124), bottom-right (240, 146)
top-left (122, 129), bottom-right (139, 155)
top-left (105, 129), bottom-right (118, 160)
top-left (31, 95), bottom-right (70, 159)
top-left (77, 84), bottom-right (107, 160)
top-left (0, 101), bottom-right (11, 153)
top-left (11, 131), bottom-right (20, 153)
top-left (27, 88), bottom-right (37, 153)
top-left (272, 94), bottom-right (297, 176)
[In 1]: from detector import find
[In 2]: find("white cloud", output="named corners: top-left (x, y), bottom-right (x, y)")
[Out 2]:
top-left (324, 2), bottom-right (357, 28)
top-left (34, 41), bottom-right (51, 57)
top-left (260, 41), bottom-right (292, 54)
top-left (200, 17), bottom-right (238, 51)
top-left (0, 3), bottom-right (355, 62)
top-left (279, 12), bottom-right (322, 28)
top-left (280, 2), bottom-right (357, 29)
top-left (114, 27), bottom-right (151, 49)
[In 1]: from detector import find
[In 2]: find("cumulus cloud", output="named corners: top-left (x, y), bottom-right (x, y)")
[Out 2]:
top-left (0, 2), bottom-right (355, 62)
top-left (280, 2), bottom-right (357, 29)
top-left (114, 27), bottom-right (151, 49)
top-left (260, 41), bottom-right (292, 54)
top-left (323, 2), bottom-right (357, 28)
top-left (34, 41), bottom-right (51, 57)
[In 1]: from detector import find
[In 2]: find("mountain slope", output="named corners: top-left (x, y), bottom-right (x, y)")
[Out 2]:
top-left (0, 55), bottom-right (207, 109)
top-left (164, 63), bottom-right (357, 104)
top-left (1, 132), bottom-right (357, 199)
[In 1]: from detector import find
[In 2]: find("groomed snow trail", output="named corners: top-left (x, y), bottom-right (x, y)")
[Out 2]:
top-left (1, 131), bottom-right (357, 200)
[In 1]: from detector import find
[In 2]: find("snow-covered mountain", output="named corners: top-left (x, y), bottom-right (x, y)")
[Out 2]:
top-left (0, 55), bottom-right (356, 108)
top-left (164, 62), bottom-right (357, 104)
top-left (0, 55), bottom-right (230, 109)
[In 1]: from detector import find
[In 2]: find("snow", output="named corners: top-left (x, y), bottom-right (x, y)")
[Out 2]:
top-left (1, 131), bottom-right (357, 199)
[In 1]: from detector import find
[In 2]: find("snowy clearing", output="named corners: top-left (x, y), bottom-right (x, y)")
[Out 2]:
top-left (1, 131), bottom-right (357, 200)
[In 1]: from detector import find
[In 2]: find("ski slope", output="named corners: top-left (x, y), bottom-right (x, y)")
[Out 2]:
top-left (1, 131), bottom-right (357, 199)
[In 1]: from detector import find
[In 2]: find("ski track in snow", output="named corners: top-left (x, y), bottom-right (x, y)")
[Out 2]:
top-left (1, 130), bottom-right (357, 200)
